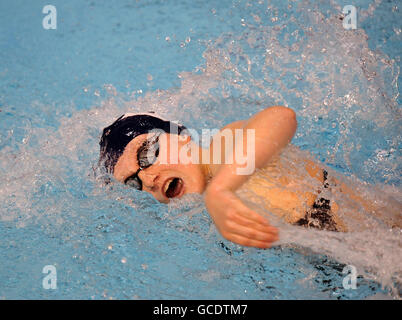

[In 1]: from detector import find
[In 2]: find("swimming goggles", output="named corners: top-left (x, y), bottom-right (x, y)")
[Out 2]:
top-left (124, 133), bottom-right (160, 190)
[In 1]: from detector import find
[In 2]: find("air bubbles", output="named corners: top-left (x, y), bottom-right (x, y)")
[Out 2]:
top-left (252, 14), bottom-right (261, 24)
top-left (375, 149), bottom-right (393, 161)
top-left (104, 84), bottom-right (117, 96)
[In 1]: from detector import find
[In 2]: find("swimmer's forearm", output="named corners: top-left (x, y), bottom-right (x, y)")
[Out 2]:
top-left (203, 107), bottom-right (291, 247)
top-left (211, 106), bottom-right (297, 192)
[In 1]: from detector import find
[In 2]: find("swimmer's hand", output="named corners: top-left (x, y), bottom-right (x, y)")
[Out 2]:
top-left (205, 184), bottom-right (279, 249)
top-left (203, 106), bottom-right (295, 248)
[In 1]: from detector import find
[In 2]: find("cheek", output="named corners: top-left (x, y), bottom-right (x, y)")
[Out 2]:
top-left (181, 165), bottom-right (206, 192)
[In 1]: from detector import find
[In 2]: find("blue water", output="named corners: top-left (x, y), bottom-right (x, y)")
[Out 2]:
top-left (0, 0), bottom-right (400, 299)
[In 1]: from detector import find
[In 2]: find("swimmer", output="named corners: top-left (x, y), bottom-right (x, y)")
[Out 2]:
top-left (99, 107), bottom-right (400, 249)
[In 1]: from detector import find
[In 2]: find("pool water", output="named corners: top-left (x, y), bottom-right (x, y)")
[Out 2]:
top-left (0, 0), bottom-right (401, 299)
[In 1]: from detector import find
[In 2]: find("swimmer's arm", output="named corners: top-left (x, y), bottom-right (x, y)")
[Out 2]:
top-left (205, 106), bottom-right (297, 248)
top-left (212, 106), bottom-right (297, 193)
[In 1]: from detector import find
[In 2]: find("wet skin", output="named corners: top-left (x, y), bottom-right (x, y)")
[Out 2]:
top-left (112, 106), bottom-right (386, 247)
top-left (112, 106), bottom-right (297, 248)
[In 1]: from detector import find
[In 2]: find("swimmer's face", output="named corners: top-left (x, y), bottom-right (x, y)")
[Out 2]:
top-left (113, 132), bottom-right (206, 203)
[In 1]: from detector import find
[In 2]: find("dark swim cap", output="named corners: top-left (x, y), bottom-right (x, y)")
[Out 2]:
top-left (99, 112), bottom-right (187, 173)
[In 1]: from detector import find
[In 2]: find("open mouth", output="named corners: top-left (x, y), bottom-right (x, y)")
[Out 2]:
top-left (162, 177), bottom-right (184, 198)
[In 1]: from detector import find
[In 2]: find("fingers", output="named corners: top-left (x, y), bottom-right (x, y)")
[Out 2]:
top-left (223, 206), bottom-right (279, 249)
top-left (205, 188), bottom-right (279, 249)
top-left (229, 222), bottom-right (279, 242)
top-left (232, 201), bottom-right (272, 226)
top-left (230, 212), bottom-right (278, 235)
top-left (219, 200), bottom-right (279, 248)
top-left (224, 233), bottom-right (276, 249)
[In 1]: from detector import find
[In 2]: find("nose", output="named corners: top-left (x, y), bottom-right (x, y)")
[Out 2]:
top-left (138, 170), bottom-right (158, 191)
top-left (138, 170), bottom-right (167, 202)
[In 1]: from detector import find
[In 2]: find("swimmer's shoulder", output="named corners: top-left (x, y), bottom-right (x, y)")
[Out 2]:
top-left (220, 119), bottom-right (246, 131)
top-left (209, 120), bottom-right (246, 145)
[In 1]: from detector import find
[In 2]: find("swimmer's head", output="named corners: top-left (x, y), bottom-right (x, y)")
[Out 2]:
top-left (99, 112), bottom-right (207, 203)
top-left (99, 112), bottom-right (187, 173)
